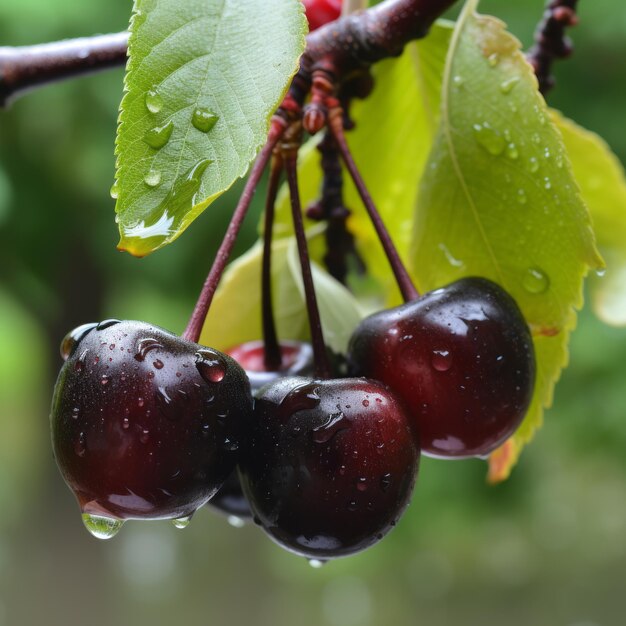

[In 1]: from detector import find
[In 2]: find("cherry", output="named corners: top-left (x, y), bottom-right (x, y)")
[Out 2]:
top-left (238, 376), bottom-right (419, 560)
top-left (205, 340), bottom-right (315, 520)
top-left (50, 319), bottom-right (253, 537)
top-left (302, 0), bottom-right (342, 32)
top-left (347, 277), bottom-right (535, 458)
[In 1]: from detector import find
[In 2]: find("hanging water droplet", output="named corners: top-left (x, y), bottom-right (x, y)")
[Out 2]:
top-left (500, 76), bottom-right (520, 94)
top-left (516, 189), bottom-right (528, 205)
top-left (143, 120), bottom-right (174, 149)
top-left (596, 267), bottom-right (607, 278)
top-left (145, 89), bottom-right (163, 114)
top-left (191, 107), bottom-right (219, 133)
top-left (473, 122), bottom-right (505, 156)
top-left (506, 143), bottom-right (519, 160)
top-left (195, 349), bottom-right (227, 383)
top-left (144, 169), bottom-right (162, 188)
top-left (110, 183), bottom-right (119, 199)
top-left (172, 515), bottom-right (192, 529)
top-left (227, 515), bottom-right (245, 528)
top-left (487, 52), bottom-right (499, 67)
top-left (60, 322), bottom-right (98, 360)
top-left (528, 157), bottom-right (539, 173)
top-left (523, 267), bottom-right (550, 294)
top-left (356, 477), bottom-right (368, 492)
top-left (82, 513), bottom-right (124, 540)
top-left (431, 349), bottom-right (452, 372)
top-left (308, 559), bottom-right (327, 569)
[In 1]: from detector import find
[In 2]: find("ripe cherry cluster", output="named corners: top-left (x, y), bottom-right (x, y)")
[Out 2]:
top-left (49, 1), bottom-right (536, 562)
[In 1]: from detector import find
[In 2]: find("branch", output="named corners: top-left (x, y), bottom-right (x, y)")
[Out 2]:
top-left (526, 0), bottom-right (579, 95)
top-left (1, 0), bottom-right (457, 110)
top-left (0, 32), bottom-right (128, 108)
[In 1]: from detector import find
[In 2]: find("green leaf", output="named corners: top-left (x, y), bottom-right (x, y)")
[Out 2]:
top-left (552, 111), bottom-right (626, 326)
top-left (200, 235), bottom-right (363, 355)
top-left (411, 1), bottom-right (602, 480)
top-left (272, 21), bottom-right (454, 305)
top-left (115, 0), bottom-right (306, 257)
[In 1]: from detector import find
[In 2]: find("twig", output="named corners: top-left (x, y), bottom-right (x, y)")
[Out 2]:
top-left (0, 33), bottom-right (128, 107)
top-left (182, 118), bottom-right (286, 343)
top-left (526, 0), bottom-right (579, 95)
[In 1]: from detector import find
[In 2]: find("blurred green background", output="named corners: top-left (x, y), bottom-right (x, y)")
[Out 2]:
top-left (1, 1), bottom-right (625, 625)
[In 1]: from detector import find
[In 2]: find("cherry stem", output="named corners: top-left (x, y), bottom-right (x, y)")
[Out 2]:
top-left (261, 155), bottom-right (284, 371)
top-left (183, 118), bottom-right (286, 344)
top-left (328, 108), bottom-right (419, 303)
top-left (285, 153), bottom-right (332, 380)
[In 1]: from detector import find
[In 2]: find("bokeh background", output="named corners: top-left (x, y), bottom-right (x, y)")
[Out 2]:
top-left (1, 1), bottom-right (625, 625)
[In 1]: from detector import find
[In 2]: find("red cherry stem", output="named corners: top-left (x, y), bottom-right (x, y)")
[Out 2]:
top-left (261, 155), bottom-right (284, 371)
top-left (183, 117), bottom-right (287, 344)
top-left (285, 153), bottom-right (332, 380)
top-left (327, 107), bottom-right (419, 302)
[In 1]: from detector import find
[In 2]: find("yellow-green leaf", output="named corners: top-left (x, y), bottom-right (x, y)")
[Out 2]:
top-left (552, 111), bottom-right (626, 326)
top-left (200, 236), bottom-right (363, 355)
top-left (411, 0), bottom-right (602, 481)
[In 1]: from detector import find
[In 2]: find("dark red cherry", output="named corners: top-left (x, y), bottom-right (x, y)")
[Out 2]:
top-left (302, 0), bottom-right (342, 32)
top-left (206, 340), bottom-right (315, 520)
top-left (238, 376), bottom-right (419, 559)
top-left (347, 277), bottom-right (535, 458)
top-left (50, 320), bottom-right (252, 537)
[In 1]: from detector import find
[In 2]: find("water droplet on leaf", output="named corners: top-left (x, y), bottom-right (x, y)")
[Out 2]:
top-left (145, 89), bottom-right (163, 114)
top-left (523, 267), bottom-right (550, 294)
top-left (473, 122), bottom-right (505, 156)
top-left (191, 108), bottom-right (218, 133)
top-left (144, 169), bottom-right (162, 188)
top-left (143, 120), bottom-right (174, 149)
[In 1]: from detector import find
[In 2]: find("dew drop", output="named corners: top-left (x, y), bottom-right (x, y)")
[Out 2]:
top-left (227, 515), bottom-right (245, 528)
top-left (523, 267), bottom-right (550, 294)
top-left (144, 169), bottom-right (162, 188)
top-left (487, 52), bottom-right (499, 67)
top-left (60, 322), bottom-right (98, 360)
top-left (362, 399), bottom-right (370, 407)
top-left (140, 428), bottom-right (150, 444)
top-left (82, 513), bottom-right (124, 540)
top-left (110, 183), bottom-right (119, 199)
top-left (101, 375), bottom-right (110, 386)
top-left (122, 416), bottom-right (130, 430)
top-left (531, 133), bottom-right (541, 145)
top-left (356, 477), bottom-right (368, 492)
top-left (473, 122), bottom-right (505, 156)
top-left (452, 75), bottom-right (464, 87)
top-left (153, 359), bottom-right (164, 370)
top-left (506, 143), bottom-right (519, 160)
top-left (380, 473), bottom-right (392, 492)
top-left (138, 397), bottom-right (145, 408)
top-left (135, 338), bottom-right (163, 361)
top-left (308, 559), bottom-right (327, 569)
top-left (145, 89), bottom-right (163, 114)
top-left (516, 189), bottom-right (528, 205)
top-left (71, 407), bottom-right (80, 419)
top-left (172, 515), bottom-right (192, 529)
top-left (312, 412), bottom-right (350, 444)
top-left (500, 76), bottom-right (520, 94)
top-left (528, 157), bottom-right (539, 173)
top-left (222, 437), bottom-right (239, 452)
top-left (75, 432), bottom-right (86, 457)
top-left (596, 267), bottom-right (607, 278)
top-left (195, 349), bottom-right (227, 383)
top-left (431, 349), bottom-right (452, 372)
top-left (143, 120), bottom-right (174, 149)
top-left (544, 177), bottom-right (552, 190)
top-left (191, 108), bottom-right (219, 133)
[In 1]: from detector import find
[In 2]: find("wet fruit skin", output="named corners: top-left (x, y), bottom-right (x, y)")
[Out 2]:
top-left (51, 320), bottom-right (253, 521)
top-left (206, 340), bottom-right (315, 519)
top-left (239, 376), bottom-right (420, 559)
top-left (347, 277), bottom-right (535, 458)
